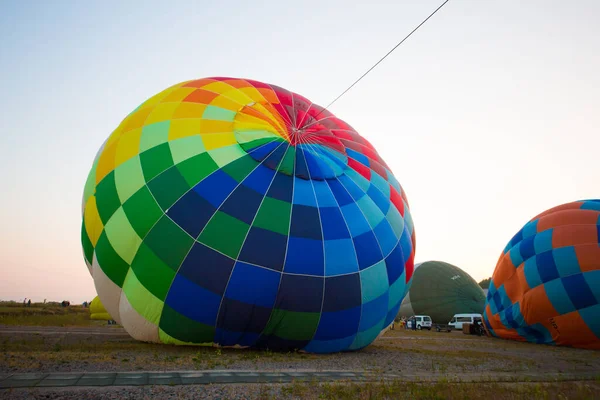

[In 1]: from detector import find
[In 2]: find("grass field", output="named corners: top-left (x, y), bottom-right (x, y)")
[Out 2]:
top-left (0, 301), bottom-right (103, 327)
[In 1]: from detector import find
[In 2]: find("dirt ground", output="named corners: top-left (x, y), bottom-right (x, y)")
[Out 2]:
top-left (1, 324), bottom-right (599, 377)
top-left (2, 324), bottom-right (599, 399)
top-left (4, 380), bottom-right (600, 400)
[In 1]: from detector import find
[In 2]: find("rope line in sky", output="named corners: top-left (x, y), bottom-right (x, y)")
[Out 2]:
top-left (312, 0), bottom-right (451, 120)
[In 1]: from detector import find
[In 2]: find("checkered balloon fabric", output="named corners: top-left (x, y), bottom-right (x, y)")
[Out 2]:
top-left (484, 200), bottom-right (600, 349)
top-left (81, 77), bottom-right (416, 353)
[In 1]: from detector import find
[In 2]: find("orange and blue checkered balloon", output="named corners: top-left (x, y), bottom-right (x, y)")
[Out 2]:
top-left (484, 200), bottom-right (600, 349)
top-left (81, 77), bottom-right (416, 353)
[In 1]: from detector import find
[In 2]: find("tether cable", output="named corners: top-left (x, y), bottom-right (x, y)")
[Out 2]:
top-left (313, 0), bottom-right (450, 119)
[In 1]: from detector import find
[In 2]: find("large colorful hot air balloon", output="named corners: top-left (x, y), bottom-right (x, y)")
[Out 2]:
top-left (484, 200), bottom-right (600, 349)
top-left (81, 77), bottom-right (416, 353)
top-left (398, 261), bottom-right (485, 324)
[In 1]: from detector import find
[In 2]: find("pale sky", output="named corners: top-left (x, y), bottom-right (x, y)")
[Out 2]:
top-left (1, 1), bottom-right (598, 303)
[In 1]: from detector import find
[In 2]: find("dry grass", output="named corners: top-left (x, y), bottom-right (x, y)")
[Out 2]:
top-left (277, 379), bottom-right (600, 400)
top-left (377, 329), bottom-right (600, 372)
top-left (1, 309), bottom-right (599, 381)
top-left (0, 334), bottom-right (328, 372)
top-left (0, 302), bottom-right (100, 327)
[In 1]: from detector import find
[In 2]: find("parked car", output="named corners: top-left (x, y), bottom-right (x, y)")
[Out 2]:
top-left (412, 315), bottom-right (432, 330)
top-left (448, 313), bottom-right (483, 330)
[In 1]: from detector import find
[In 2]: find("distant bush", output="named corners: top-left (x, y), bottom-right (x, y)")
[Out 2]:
top-left (478, 277), bottom-right (492, 289)
top-left (0, 301), bottom-right (25, 308)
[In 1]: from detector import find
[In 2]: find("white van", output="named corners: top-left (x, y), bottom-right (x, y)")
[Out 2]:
top-left (448, 313), bottom-right (483, 330)
top-left (411, 315), bottom-right (432, 330)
